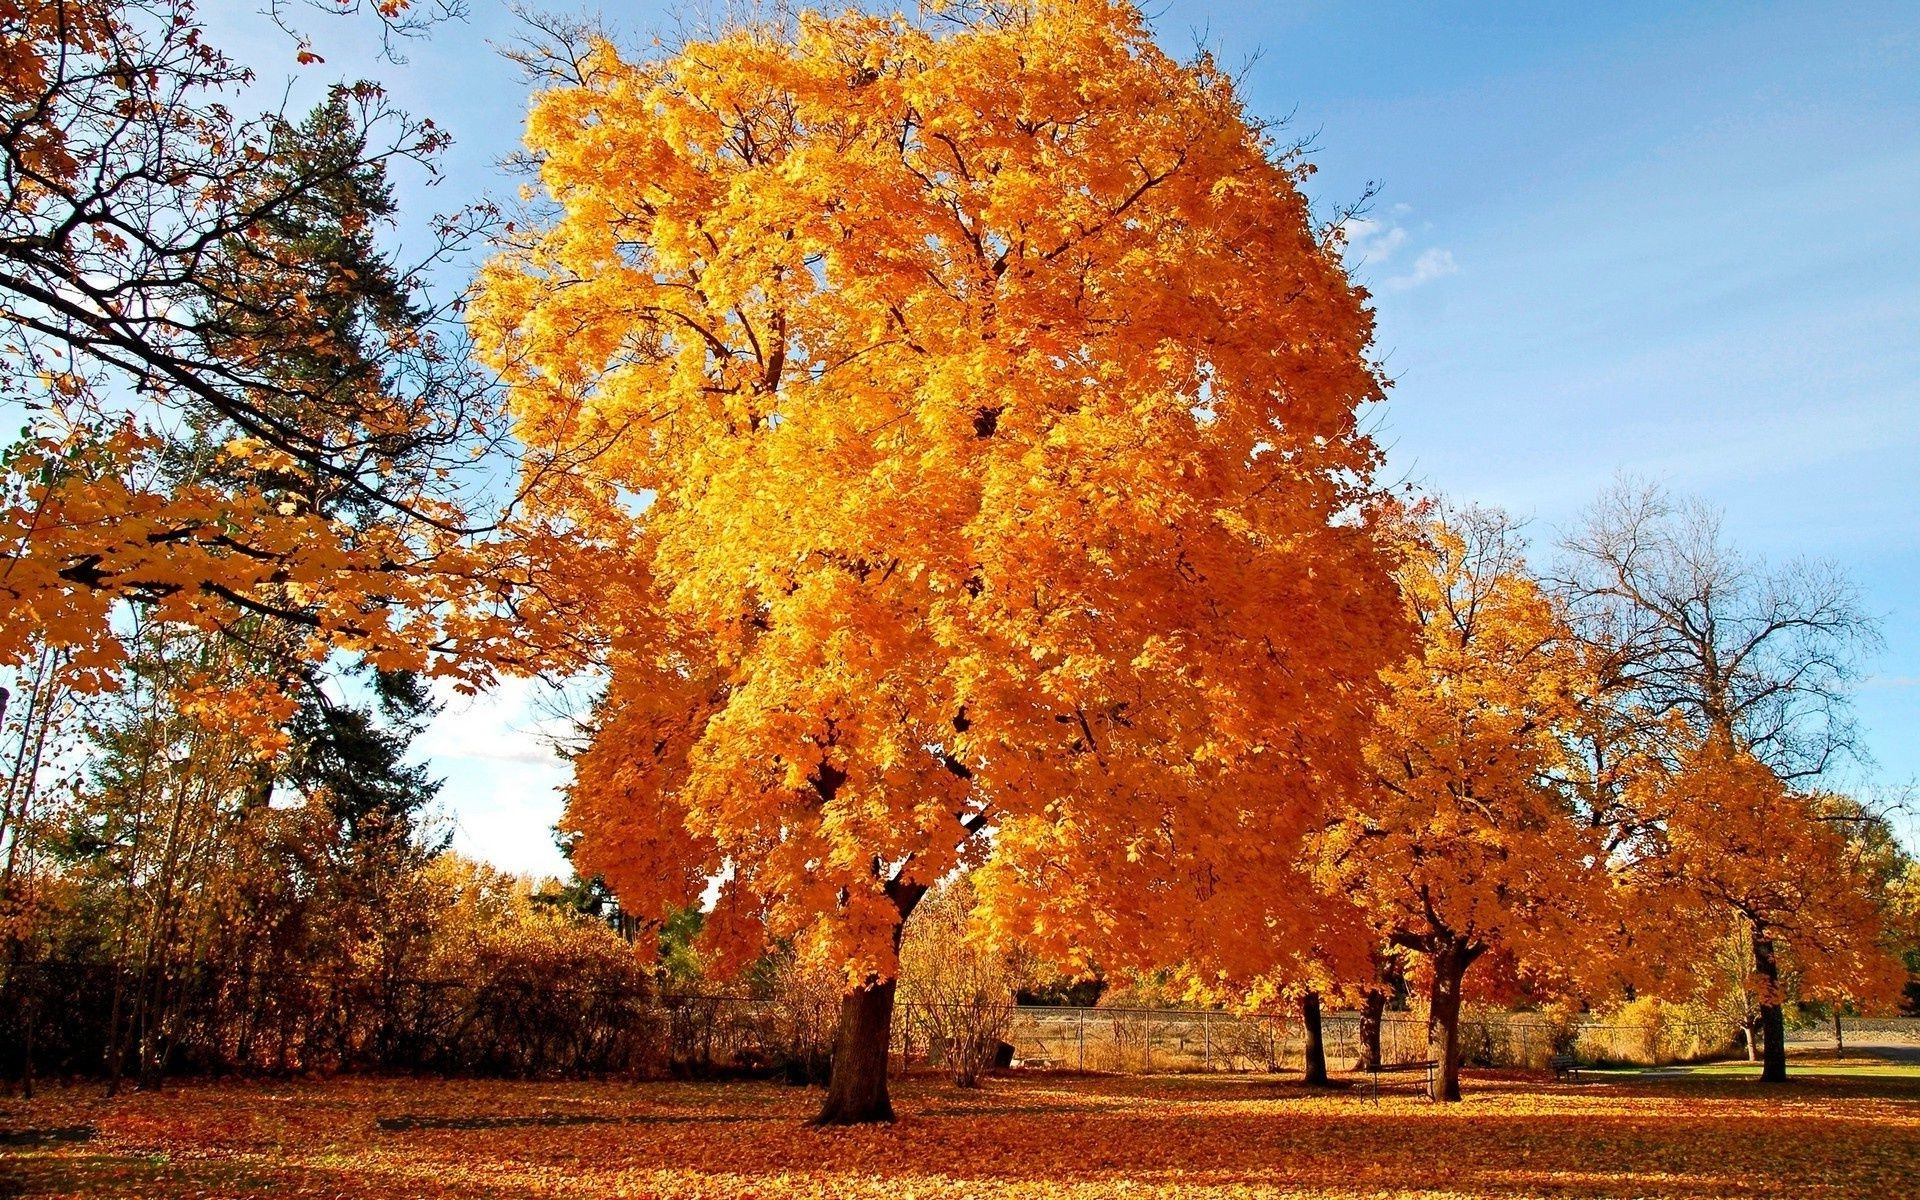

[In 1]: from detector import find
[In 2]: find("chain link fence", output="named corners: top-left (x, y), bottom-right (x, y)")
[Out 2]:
top-left (989, 1006), bottom-right (1743, 1073)
top-left (1786, 1016), bottom-right (1920, 1048)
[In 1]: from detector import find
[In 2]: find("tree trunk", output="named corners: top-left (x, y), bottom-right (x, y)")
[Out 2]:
top-left (103, 963), bottom-right (131, 1097)
top-left (1751, 929), bottom-right (1787, 1083)
top-left (813, 870), bottom-right (930, 1125)
top-left (1356, 990), bottom-right (1386, 1072)
top-left (1300, 991), bottom-right (1330, 1086)
top-left (1426, 942), bottom-right (1474, 1102)
top-left (815, 978), bottom-right (899, 1125)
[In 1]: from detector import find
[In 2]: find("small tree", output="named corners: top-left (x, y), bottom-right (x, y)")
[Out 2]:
top-left (1636, 739), bottom-right (1905, 1080)
top-left (1559, 481), bottom-right (1888, 1079)
top-left (1319, 505), bottom-right (1612, 1100)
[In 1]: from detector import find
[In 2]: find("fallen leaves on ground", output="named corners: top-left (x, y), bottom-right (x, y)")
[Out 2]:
top-left (2, 1064), bottom-right (1917, 1199)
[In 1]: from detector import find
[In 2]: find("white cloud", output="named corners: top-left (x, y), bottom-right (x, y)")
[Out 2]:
top-left (417, 676), bottom-right (573, 766)
top-left (1385, 247), bottom-right (1459, 291)
top-left (1336, 216), bottom-right (1409, 267)
top-left (415, 677), bottom-right (576, 879)
top-left (441, 769), bottom-right (570, 880)
top-left (1337, 210), bottom-right (1457, 293)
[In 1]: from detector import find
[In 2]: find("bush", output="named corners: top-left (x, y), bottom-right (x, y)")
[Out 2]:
top-left (899, 877), bottom-right (1031, 1086)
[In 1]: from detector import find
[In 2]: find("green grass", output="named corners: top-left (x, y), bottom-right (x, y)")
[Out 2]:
top-left (1586, 1051), bottom-right (1920, 1082)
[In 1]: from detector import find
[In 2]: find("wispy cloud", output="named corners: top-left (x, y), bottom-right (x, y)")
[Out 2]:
top-left (417, 676), bottom-right (574, 767)
top-left (1386, 247), bottom-right (1459, 291)
top-left (1338, 216), bottom-right (1408, 267)
top-left (1336, 212), bottom-right (1457, 293)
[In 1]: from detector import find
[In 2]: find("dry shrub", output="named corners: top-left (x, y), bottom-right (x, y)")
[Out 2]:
top-left (898, 876), bottom-right (1032, 1086)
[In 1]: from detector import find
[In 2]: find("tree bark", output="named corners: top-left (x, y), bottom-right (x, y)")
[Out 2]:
top-left (1426, 942), bottom-right (1475, 1102)
top-left (815, 876), bottom-right (926, 1125)
top-left (815, 977), bottom-right (900, 1125)
top-left (1300, 991), bottom-right (1330, 1086)
top-left (1356, 990), bottom-right (1386, 1072)
top-left (1752, 928), bottom-right (1788, 1083)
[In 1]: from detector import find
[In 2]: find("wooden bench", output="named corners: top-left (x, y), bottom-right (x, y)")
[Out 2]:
top-left (1550, 1052), bottom-right (1583, 1082)
top-left (1369, 1059), bottom-right (1438, 1102)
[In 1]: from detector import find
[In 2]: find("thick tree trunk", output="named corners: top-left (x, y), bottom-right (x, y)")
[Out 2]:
top-left (1752, 929), bottom-right (1788, 1083)
top-left (1426, 942), bottom-right (1474, 1102)
top-left (815, 879), bottom-right (924, 1125)
top-left (813, 866), bottom-right (932, 1125)
top-left (1356, 990), bottom-right (1387, 1072)
top-left (815, 978), bottom-right (900, 1124)
top-left (1300, 991), bottom-right (1330, 1086)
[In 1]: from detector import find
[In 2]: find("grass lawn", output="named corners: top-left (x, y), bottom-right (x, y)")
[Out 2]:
top-left (1584, 1049), bottom-right (1920, 1081)
top-left (3, 1064), bottom-right (1917, 1199)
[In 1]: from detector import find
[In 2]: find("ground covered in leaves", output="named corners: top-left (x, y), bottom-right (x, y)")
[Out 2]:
top-left (3, 1059), bottom-right (1917, 1199)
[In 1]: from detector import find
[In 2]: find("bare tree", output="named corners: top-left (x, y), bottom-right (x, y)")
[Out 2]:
top-left (1556, 479), bottom-right (1879, 779)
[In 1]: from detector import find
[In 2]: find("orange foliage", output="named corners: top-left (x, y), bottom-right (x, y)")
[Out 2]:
top-left (1638, 737), bottom-right (1907, 1011)
top-left (1315, 506), bottom-right (1614, 1096)
top-left (0, 4), bottom-right (513, 704)
top-left (1320, 507), bottom-right (1612, 987)
top-left (0, 423), bottom-right (494, 696)
top-left (472, 0), bottom-right (1404, 983)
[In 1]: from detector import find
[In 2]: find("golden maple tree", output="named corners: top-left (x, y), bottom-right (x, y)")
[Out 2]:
top-left (472, 0), bottom-right (1403, 1122)
top-left (1626, 736), bottom-right (1906, 1081)
top-left (1316, 505), bottom-right (1612, 1100)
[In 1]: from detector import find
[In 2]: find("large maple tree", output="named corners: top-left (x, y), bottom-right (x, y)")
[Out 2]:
top-left (473, 0), bottom-right (1403, 1122)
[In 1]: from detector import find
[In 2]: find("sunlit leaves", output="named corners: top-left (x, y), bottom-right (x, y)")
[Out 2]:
top-left (475, 1), bottom-right (1404, 983)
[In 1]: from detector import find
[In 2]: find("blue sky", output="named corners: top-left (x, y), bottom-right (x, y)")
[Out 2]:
top-left (212, 1), bottom-right (1920, 874)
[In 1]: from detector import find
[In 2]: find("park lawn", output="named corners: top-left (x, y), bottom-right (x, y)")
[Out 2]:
top-left (1585, 1053), bottom-right (1920, 1082)
top-left (3, 1069), bottom-right (1917, 1200)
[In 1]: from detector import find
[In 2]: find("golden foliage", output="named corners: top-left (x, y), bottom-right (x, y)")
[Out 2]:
top-left (473, 0), bottom-right (1404, 981)
top-left (0, 2), bottom-right (515, 717)
top-left (1636, 737), bottom-right (1907, 1010)
top-left (1319, 505), bottom-right (1611, 985)
top-left (898, 874), bottom-right (1033, 1085)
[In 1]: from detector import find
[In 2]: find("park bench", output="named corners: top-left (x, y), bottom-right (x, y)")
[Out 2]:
top-left (1369, 1059), bottom-right (1438, 1102)
top-left (1550, 1051), bottom-right (1583, 1082)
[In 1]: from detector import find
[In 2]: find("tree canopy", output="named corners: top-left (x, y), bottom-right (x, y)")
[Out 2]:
top-left (472, 0), bottom-right (1407, 1121)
